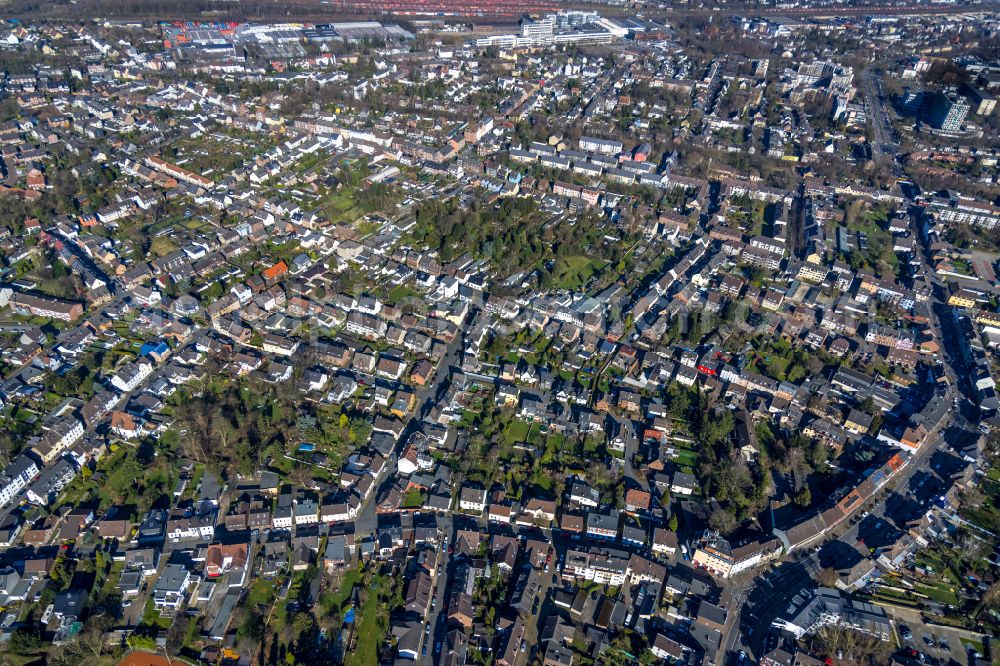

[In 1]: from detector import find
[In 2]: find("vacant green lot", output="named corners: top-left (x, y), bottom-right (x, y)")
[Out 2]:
top-left (548, 255), bottom-right (606, 290)
top-left (319, 188), bottom-right (361, 224)
top-left (386, 284), bottom-right (418, 305)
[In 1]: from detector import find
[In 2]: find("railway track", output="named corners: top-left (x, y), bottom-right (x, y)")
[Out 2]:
top-left (11, 0), bottom-right (1000, 23)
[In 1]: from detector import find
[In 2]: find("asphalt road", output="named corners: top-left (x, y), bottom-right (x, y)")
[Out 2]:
top-left (420, 512), bottom-right (452, 665)
top-left (354, 309), bottom-right (475, 538)
top-left (862, 68), bottom-right (904, 179)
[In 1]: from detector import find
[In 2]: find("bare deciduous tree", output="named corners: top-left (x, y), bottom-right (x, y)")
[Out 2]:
top-left (812, 625), bottom-right (892, 665)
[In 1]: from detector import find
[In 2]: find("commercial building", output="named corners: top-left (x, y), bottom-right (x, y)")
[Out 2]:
top-left (962, 83), bottom-right (996, 115)
top-left (926, 91), bottom-right (970, 131)
top-left (771, 587), bottom-right (890, 640)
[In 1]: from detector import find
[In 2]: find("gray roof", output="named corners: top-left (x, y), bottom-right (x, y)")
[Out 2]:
top-left (154, 563), bottom-right (190, 593)
top-left (586, 510), bottom-right (620, 532)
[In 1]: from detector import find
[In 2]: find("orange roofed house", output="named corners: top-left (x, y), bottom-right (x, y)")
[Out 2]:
top-left (624, 488), bottom-right (652, 514)
top-left (110, 411), bottom-right (140, 439)
top-left (262, 260), bottom-right (289, 283)
top-left (205, 542), bottom-right (250, 586)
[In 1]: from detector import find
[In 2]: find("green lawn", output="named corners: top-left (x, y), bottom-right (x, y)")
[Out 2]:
top-left (913, 582), bottom-right (960, 607)
top-left (505, 420), bottom-right (533, 444)
top-left (402, 488), bottom-right (426, 509)
top-left (320, 188), bottom-right (360, 223)
top-left (354, 218), bottom-right (382, 237)
top-left (386, 285), bottom-right (418, 305)
top-left (322, 567), bottom-right (361, 617)
top-left (545, 433), bottom-right (566, 450)
top-left (749, 201), bottom-right (769, 235)
top-left (246, 579), bottom-right (277, 608)
top-left (36, 277), bottom-right (75, 300)
top-left (726, 201), bottom-right (769, 235)
top-left (97, 561), bottom-right (124, 600)
top-left (530, 469), bottom-right (554, 494)
top-left (548, 255), bottom-right (606, 290)
top-left (745, 337), bottom-right (810, 383)
top-left (914, 548), bottom-right (963, 584)
top-left (673, 449), bottom-right (698, 468)
top-left (346, 572), bottom-right (386, 666)
top-left (97, 449), bottom-right (156, 511)
top-left (149, 236), bottom-right (177, 258)
top-left (748, 353), bottom-right (790, 380)
top-left (135, 598), bottom-right (173, 636)
top-left (960, 489), bottom-right (1000, 532)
